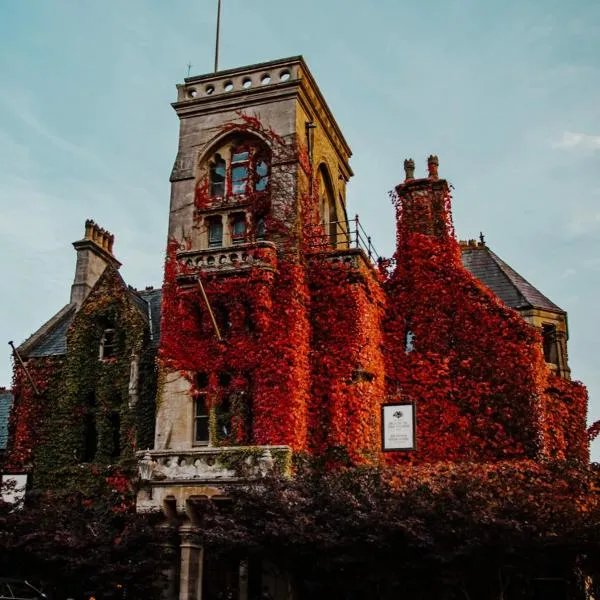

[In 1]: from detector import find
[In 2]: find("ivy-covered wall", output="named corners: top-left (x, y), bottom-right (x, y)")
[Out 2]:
top-left (8, 266), bottom-right (158, 491)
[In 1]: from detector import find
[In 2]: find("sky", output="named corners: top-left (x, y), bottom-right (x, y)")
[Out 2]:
top-left (0, 0), bottom-right (599, 456)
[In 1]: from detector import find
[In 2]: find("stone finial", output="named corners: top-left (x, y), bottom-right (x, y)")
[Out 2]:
top-left (427, 155), bottom-right (439, 179)
top-left (403, 158), bottom-right (415, 181)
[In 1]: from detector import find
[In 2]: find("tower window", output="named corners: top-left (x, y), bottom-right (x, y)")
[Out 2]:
top-left (207, 217), bottom-right (223, 248)
top-left (210, 154), bottom-right (226, 197)
top-left (255, 158), bottom-right (269, 192)
top-left (216, 396), bottom-right (232, 441)
top-left (231, 216), bottom-right (247, 244)
top-left (231, 149), bottom-right (250, 195)
top-left (99, 328), bottom-right (116, 360)
top-left (542, 324), bottom-right (559, 365)
top-left (194, 394), bottom-right (209, 445)
top-left (256, 217), bottom-right (266, 240)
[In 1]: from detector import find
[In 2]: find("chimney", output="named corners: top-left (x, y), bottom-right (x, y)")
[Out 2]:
top-left (70, 219), bottom-right (121, 307)
top-left (394, 155), bottom-right (453, 239)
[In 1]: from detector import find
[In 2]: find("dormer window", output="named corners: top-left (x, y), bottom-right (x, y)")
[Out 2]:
top-left (231, 216), bottom-right (247, 244)
top-left (209, 154), bottom-right (226, 197)
top-left (99, 328), bottom-right (116, 360)
top-left (208, 217), bottom-right (223, 248)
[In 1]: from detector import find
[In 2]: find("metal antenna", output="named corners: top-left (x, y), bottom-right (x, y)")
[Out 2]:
top-left (187, 62), bottom-right (192, 77)
top-left (214, 0), bottom-right (222, 72)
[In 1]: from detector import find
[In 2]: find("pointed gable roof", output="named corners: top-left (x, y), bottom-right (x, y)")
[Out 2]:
top-left (460, 243), bottom-right (563, 313)
top-left (17, 267), bottom-right (162, 358)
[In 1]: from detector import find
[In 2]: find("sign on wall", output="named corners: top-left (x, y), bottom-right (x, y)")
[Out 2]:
top-left (382, 403), bottom-right (416, 451)
top-left (1, 473), bottom-right (28, 506)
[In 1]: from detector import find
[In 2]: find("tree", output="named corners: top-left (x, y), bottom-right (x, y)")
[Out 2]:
top-left (192, 460), bottom-right (600, 600)
top-left (0, 482), bottom-right (172, 600)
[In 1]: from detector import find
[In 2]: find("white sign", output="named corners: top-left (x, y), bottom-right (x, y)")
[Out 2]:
top-left (382, 404), bottom-right (415, 451)
top-left (1, 474), bottom-right (28, 506)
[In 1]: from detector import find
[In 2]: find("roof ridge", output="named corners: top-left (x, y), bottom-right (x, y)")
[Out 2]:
top-left (18, 303), bottom-right (77, 356)
top-left (487, 248), bottom-right (564, 313)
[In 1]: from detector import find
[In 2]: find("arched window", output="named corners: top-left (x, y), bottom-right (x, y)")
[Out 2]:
top-left (317, 165), bottom-right (338, 248)
top-left (205, 137), bottom-right (271, 198)
top-left (209, 154), bottom-right (226, 197)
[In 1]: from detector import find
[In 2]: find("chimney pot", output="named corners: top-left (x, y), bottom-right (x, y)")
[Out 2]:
top-left (427, 155), bottom-right (439, 179)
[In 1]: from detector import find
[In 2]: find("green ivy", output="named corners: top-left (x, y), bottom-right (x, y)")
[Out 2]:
top-left (33, 267), bottom-right (157, 491)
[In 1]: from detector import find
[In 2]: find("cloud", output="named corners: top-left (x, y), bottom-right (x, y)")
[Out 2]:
top-left (552, 131), bottom-right (600, 151)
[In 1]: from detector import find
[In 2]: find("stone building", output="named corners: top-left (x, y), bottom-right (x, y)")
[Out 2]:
top-left (6, 56), bottom-right (587, 600)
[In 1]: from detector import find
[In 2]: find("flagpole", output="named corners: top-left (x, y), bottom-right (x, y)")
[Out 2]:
top-left (214, 0), bottom-right (222, 72)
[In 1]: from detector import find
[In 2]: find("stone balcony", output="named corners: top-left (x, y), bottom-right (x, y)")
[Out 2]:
top-left (176, 241), bottom-right (277, 283)
top-left (136, 445), bottom-right (292, 513)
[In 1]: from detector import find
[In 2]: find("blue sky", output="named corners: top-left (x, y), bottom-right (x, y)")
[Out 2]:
top-left (1, 0), bottom-right (599, 456)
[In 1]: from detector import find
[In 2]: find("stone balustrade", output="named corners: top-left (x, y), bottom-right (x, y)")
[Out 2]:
top-left (137, 445), bottom-right (291, 483)
top-left (176, 241), bottom-right (277, 279)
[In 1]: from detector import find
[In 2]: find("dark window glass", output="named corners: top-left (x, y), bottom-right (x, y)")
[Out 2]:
top-left (194, 395), bottom-right (209, 443)
top-left (542, 324), bottom-right (559, 365)
top-left (210, 155), bottom-right (226, 197)
top-left (196, 372), bottom-right (209, 389)
top-left (216, 396), bottom-right (232, 441)
top-left (256, 217), bottom-right (266, 240)
top-left (82, 411), bottom-right (98, 462)
top-left (208, 218), bottom-right (223, 248)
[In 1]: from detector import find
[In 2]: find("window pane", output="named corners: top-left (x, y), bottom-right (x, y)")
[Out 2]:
top-left (232, 165), bottom-right (248, 194)
top-left (208, 220), bottom-right (223, 246)
top-left (195, 395), bottom-right (209, 443)
top-left (256, 160), bottom-right (269, 192)
top-left (256, 218), bottom-right (266, 240)
top-left (210, 157), bottom-right (226, 197)
top-left (195, 416), bottom-right (209, 442)
top-left (196, 395), bottom-right (208, 416)
top-left (232, 151), bottom-right (249, 163)
top-left (232, 219), bottom-right (246, 243)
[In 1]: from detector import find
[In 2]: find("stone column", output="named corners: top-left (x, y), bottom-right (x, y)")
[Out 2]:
top-left (239, 558), bottom-right (249, 600)
top-left (179, 527), bottom-right (204, 600)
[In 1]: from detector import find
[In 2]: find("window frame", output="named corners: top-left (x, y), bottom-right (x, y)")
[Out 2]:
top-left (193, 392), bottom-right (210, 446)
top-left (207, 216), bottom-right (224, 248)
top-left (99, 328), bottom-right (116, 360)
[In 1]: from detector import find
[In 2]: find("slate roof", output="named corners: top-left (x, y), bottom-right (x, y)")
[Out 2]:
top-left (0, 389), bottom-right (14, 450)
top-left (19, 288), bottom-right (163, 358)
top-left (461, 244), bottom-right (563, 313)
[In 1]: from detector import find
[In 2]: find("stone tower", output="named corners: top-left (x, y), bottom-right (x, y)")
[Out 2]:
top-left (140, 56), bottom-right (384, 511)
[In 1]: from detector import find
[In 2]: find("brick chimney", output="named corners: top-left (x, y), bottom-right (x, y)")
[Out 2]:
top-left (70, 219), bottom-right (121, 307)
top-left (394, 155), bottom-right (453, 239)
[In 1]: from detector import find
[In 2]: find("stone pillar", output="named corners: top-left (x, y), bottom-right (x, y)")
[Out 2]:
top-left (179, 527), bottom-right (204, 600)
top-left (239, 558), bottom-right (249, 600)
